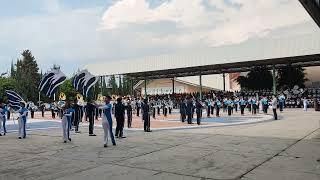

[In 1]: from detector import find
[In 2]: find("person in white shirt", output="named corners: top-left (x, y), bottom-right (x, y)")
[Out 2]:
top-left (303, 97), bottom-right (308, 111)
top-left (271, 95), bottom-right (278, 120)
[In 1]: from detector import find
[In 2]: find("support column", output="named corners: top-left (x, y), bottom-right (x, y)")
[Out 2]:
top-left (100, 76), bottom-right (103, 95)
top-left (172, 77), bottom-right (175, 95)
top-left (131, 77), bottom-right (134, 97)
top-left (222, 73), bottom-right (226, 91)
top-left (199, 74), bottom-right (203, 100)
top-left (144, 76), bottom-right (147, 99)
top-left (272, 65), bottom-right (276, 95)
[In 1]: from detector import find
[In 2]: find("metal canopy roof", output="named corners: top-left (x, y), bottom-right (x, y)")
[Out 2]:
top-left (86, 33), bottom-right (320, 80)
top-left (300, 0), bottom-right (320, 27)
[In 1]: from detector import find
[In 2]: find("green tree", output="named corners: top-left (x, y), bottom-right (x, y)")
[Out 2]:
top-left (58, 79), bottom-right (78, 101)
top-left (0, 77), bottom-right (16, 102)
top-left (277, 65), bottom-right (308, 90)
top-left (15, 50), bottom-right (41, 102)
top-left (10, 60), bottom-right (16, 78)
top-left (236, 66), bottom-right (273, 90)
top-left (108, 75), bottom-right (118, 95)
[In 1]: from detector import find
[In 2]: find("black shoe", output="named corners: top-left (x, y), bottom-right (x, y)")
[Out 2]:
top-left (0, 133), bottom-right (2, 136)
top-left (64, 141), bottom-right (67, 143)
top-left (18, 137), bottom-right (22, 139)
top-left (75, 131), bottom-right (81, 133)
top-left (89, 134), bottom-right (97, 136)
top-left (119, 136), bottom-right (126, 139)
top-left (23, 136), bottom-right (26, 139)
top-left (146, 130), bottom-right (152, 132)
top-left (104, 144), bottom-right (108, 148)
top-left (68, 138), bottom-right (72, 141)
top-left (113, 143), bottom-right (116, 146)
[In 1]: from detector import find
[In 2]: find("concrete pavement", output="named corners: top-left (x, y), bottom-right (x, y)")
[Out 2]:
top-left (0, 109), bottom-right (319, 180)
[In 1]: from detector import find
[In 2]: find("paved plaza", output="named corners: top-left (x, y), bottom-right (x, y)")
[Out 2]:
top-left (0, 109), bottom-right (319, 180)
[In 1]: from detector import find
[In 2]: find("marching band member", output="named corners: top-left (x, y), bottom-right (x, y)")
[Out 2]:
top-left (168, 99), bottom-right (173, 115)
top-left (0, 101), bottom-right (8, 136)
top-left (215, 98), bottom-right (221, 117)
top-left (115, 97), bottom-right (126, 138)
top-left (126, 98), bottom-right (133, 128)
top-left (195, 99), bottom-right (203, 125)
top-left (239, 97), bottom-right (246, 116)
top-left (61, 102), bottom-right (74, 143)
top-left (142, 99), bottom-right (151, 132)
top-left (18, 101), bottom-right (28, 139)
top-left (96, 96), bottom-right (116, 147)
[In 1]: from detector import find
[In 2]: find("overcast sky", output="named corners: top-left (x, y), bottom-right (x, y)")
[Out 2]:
top-left (0, 0), bottom-right (319, 76)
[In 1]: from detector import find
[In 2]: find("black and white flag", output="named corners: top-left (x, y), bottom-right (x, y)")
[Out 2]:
top-left (5, 90), bottom-right (25, 110)
top-left (72, 70), bottom-right (98, 97)
top-left (39, 68), bottom-right (67, 98)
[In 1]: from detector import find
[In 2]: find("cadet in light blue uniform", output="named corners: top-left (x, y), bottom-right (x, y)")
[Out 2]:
top-left (0, 102), bottom-right (8, 136)
top-left (96, 95), bottom-right (116, 148)
top-left (18, 102), bottom-right (28, 139)
top-left (61, 102), bottom-right (74, 143)
top-left (239, 98), bottom-right (246, 115)
top-left (215, 98), bottom-right (221, 117)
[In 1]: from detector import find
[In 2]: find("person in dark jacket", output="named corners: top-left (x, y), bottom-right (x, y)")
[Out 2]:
top-left (186, 98), bottom-right (193, 124)
top-left (72, 100), bottom-right (82, 133)
top-left (196, 99), bottom-right (203, 125)
top-left (126, 99), bottom-right (133, 128)
top-left (179, 99), bottom-right (187, 122)
top-left (115, 97), bottom-right (126, 138)
top-left (86, 100), bottom-right (96, 136)
top-left (142, 99), bottom-right (151, 132)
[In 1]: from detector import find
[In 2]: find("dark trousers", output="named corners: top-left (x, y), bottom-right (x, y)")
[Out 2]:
top-left (227, 106), bottom-right (232, 116)
top-left (169, 107), bottom-right (172, 114)
top-left (41, 110), bottom-right (44, 117)
top-left (187, 114), bottom-right (192, 124)
top-left (127, 111), bottom-right (132, 128)
top-left (181, 113), bottom-right (186, 122)
top-left (216, 107), bottom-right (220, 117)
top-left (152, 108), bottom-right (156, 119)
top-left (279, 102), bottom-right (284, 112)
top-left (252, 105), bottom-right (257, 115)
top-left (263, 105), bottom-right (268, 114)
top-left (51, 110), bottom-right (55, 119)
top-left (207, 106), bottom-right (211, 117)
top-left (235, 104), bottom-right (238, 112)
top-left (144, 116), bottom-right (150, 131)
top-left (164, 108), bottom-right (167, 117)
top-left (88, 113), bottom-right (94, 134)
top-left (248, 104), bottom-right (252, 112)
top-left (137, 107), bottom-right (140, 117)
top-left (31, 110), bottom-right (34, 119)
top-left (115, 118), bottom-right (124, 137)
top-left (196, 112), bottom-right (201, 125)
top-left (273, 109), bottom-right (278, 120)
top-left (240, 105), bottom-right (245, 115)
top-left (157, 107), bottom-right (160, 115)
top-left (211, 106), bottom-right (214, 115)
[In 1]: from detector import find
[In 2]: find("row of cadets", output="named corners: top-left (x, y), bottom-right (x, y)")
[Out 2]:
top-left (0, 101), bottom-right (9, 136)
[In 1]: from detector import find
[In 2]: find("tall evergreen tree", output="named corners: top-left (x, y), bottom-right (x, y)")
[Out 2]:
top-left (15, 50), bottom-right (41, 102)
top-left (277, 65), bottom-right (308, 90)
top-left (108, 75), bottom-right (118, 95)
top-left (10, 59), bottom-right (16, 78)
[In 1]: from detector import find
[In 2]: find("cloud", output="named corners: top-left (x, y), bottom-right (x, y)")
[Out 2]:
top-left (99, 0), bottom-right (316, 47)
